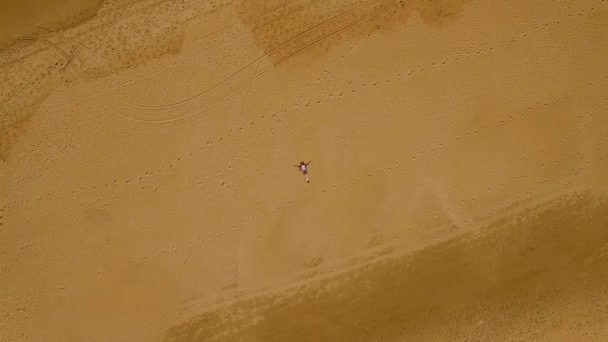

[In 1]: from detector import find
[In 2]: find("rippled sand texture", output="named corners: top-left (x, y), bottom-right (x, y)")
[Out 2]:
top-left (1, 0), bottom-right (607, 341)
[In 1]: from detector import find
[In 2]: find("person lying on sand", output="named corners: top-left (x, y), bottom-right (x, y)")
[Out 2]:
top-left (295, 161), bottom-right (311, 183)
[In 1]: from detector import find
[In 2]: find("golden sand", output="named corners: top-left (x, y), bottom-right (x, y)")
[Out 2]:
top-left (1, 0), bottom-right (607, 340)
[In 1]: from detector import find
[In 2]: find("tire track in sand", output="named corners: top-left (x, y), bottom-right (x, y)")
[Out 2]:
top-left (36, 0), bottom-right (398, 123)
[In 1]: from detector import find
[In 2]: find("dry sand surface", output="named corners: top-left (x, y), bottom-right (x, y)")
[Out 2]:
top-left (1, 0), bottom-right (608, 340)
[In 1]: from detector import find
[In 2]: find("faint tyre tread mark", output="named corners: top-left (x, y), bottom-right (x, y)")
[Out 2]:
top-left (170, 1), bottom-right (281, 305)
top-left (166, 0), bottom-right (399, 123)
top-left (7, 0), bottom-right (280, 72)
top-left (220, 0), bottom-right (287, 175)
top-left (156, 29), bottom-right (259, 330)
top-left (0, 0), bottom-right (172, 68)
top-left (30, 0), bottom-right (391, 124)
top-left (264, 0), bottom-right (288, 54)
top-left (109, 1), bottom-right (295, 86)
top-left (136, 0), bottom-right (399, 123)
top-left (107, 0), bottom-right (397, 123)
top-left (29, 31), bottom-right (156, 123)
top-left (2, 0), bottom-right (242, 70)
top-left (71, 0), bottom-right (384, 113)
top-left (21, 0), bottom-right (395, 124)
top-left (0, 40), bottom-right (34, 62)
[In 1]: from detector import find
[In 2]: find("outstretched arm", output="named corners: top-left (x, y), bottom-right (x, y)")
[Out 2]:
top-left (306, 161), bottom-right (311, 165)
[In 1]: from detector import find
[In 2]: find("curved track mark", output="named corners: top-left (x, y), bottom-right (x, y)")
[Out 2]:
top-left (73, 0), bottom-right (384, 113)
top-left (17, 0), bottom-right (396, 125)
top-left (122, 0), bottom-right (398, 123)
top-left (264, 0), bottom-right (289, 55)
top-left (220, 0), bottom-right (288, 176)
top-left (135, 0), bottom-right (398, 123)
top-left (1, 0), bottom-right (298, 71)
top-left (108, 0), bottom-right (300, 87)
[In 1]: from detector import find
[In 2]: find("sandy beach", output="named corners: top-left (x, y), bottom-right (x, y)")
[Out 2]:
top-left (1, 0), bottom-right (608, 340)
